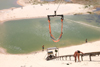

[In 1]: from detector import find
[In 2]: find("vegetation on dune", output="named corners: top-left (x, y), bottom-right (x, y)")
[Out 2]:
top-left (72, 0), bottom-right (100, 14)
top-left (71, 0), bottom-right (100, 9)
top-left (22, 0), bottom-right (100, 14)
top-left (22, 0), bottom-right (71, 5)
top-left (72, 0), bottom-right (100, 5)
top-left (22, 0), bottom-right (100, 6)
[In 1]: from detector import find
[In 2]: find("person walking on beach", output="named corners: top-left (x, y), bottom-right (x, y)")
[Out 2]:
top-left (86, 39), bottom-right (87, 43)
top-left (42, 45), bottom-right (44, 51)
top-left (74, 50), bottom-right (83, 62)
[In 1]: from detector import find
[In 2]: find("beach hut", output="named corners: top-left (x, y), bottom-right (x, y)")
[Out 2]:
top-left (46, 47), bottom-right (59, 61)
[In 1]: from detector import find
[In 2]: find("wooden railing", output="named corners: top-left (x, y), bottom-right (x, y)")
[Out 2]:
top-left (81, 51), bottom-right (100, 61)
top-left (55, 51), bottom-right (100, 61)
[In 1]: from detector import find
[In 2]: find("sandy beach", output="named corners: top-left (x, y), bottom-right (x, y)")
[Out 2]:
top-left (0, 0), bottom-right (100, 67)
top-left (0, 0), bottom-right (94, 23)
top-left (0, 40), bottom-right (100, 67)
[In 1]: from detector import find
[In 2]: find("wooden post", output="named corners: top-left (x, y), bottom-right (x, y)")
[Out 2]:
top-left (89, 54), bottom-right (92, 61)
top-left (81, 55), bottom-right (83, 61)
top-left (60, 57), bottom-right (61, 60)
top-left (66, 56), bottom-right (67, 60)
top-left (56, 57), bottom-right (58, 60)
top-left (62, 57), bottom-right (64, 60)
top-left (58, 49), bottom-right (59, 57)
top-left (69, 56), bottom-right (71, 60)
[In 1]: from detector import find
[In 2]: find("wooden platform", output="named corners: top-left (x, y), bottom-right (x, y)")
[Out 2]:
top-left (56, 51), bottom-right (100, 61)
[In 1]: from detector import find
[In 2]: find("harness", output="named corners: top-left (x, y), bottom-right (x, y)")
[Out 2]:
top-left (47, 11), bottom-right (64, 42)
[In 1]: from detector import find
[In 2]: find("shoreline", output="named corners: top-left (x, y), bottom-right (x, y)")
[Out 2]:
top-left (0, 39), bottom-right (100, 55)
top-left (17, 0), bottom-right (24, 6)
top-left (0, 0), bottom-right (95, 23)
top-left (0, 40), bottom-right (100, 67)
top-left (0, 3), bottom-right (94, 23)
top-left (0, 0), bottom-right (98, 55)
top-left (17, 0), bottom-right (29, 6)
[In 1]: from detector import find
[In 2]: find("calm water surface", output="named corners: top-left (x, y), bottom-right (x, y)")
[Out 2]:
top-left (0, 0), bottom-right (21, 10)
top-left (0, 14), bottom-right (100, 54)
top-left (0, 0), bottom-right (100, 54)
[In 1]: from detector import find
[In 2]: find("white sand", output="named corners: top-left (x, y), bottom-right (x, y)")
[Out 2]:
top-left (0, 0), bottom-right (99, 67)
top-left (0, 3), bottom-right (94, 23)
top-left (0, 41), bottom-right (100, 67)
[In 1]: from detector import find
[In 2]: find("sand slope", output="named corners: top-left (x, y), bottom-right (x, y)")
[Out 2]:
top-left (0, 4), bottom-right (94, 23)
top-left (0, 1), bottom-right (99, 67)
top-left (0, 41), bottom-right (100, 67)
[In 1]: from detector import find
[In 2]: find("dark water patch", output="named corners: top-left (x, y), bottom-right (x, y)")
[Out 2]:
top-left (94, 8), bottom-right (100, 12)
top-left (96, 8), bottom-right (100, 11)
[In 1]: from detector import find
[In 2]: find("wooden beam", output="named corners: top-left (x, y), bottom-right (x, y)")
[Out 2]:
top-left (81, 55), bottom-right (83, 61)
top-left (54, 51), bottom-right (100, 61)
top-left (69, 56), bottom-right (71, 60)
top-left (66, 56), bottom-right (67, 60)
top-left (89, 54), bottom-right (92, 61)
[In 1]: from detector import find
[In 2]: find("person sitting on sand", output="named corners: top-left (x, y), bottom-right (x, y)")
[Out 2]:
top-left (74, 50), bottom-right (83, 62)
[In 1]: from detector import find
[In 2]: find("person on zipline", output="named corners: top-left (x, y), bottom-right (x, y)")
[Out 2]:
top-left (74, 50), bottom-right (84, 62)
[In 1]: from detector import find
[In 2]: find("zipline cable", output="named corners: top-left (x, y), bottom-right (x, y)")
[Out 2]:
top-left (56, 0), bottom-right (63, 12)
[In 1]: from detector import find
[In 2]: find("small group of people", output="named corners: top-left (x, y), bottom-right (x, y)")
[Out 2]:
top-left (42, 45), bottom-right (84, 62)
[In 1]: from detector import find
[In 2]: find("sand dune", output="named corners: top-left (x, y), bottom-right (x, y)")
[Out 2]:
top-left (0, 3), bottom-right (94, 23)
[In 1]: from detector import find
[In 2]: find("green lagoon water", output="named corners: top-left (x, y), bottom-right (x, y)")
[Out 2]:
top-left (0, 14), bottom-right (100, 54)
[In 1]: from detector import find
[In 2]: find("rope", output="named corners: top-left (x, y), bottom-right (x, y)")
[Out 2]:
top-left (56, 0), bottom-right (63, 11)
top-left (48, 18), bottom-right (63, 42)
top-left (47, 0), bottom-right (64, 42)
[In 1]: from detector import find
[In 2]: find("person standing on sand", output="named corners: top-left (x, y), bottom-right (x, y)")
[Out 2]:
top-left (86, 39), bottom-right (87, 43)
top-left (42, 45), bottom-right (44, 51)
top-left (74, 50), bottom-right (84, 62)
